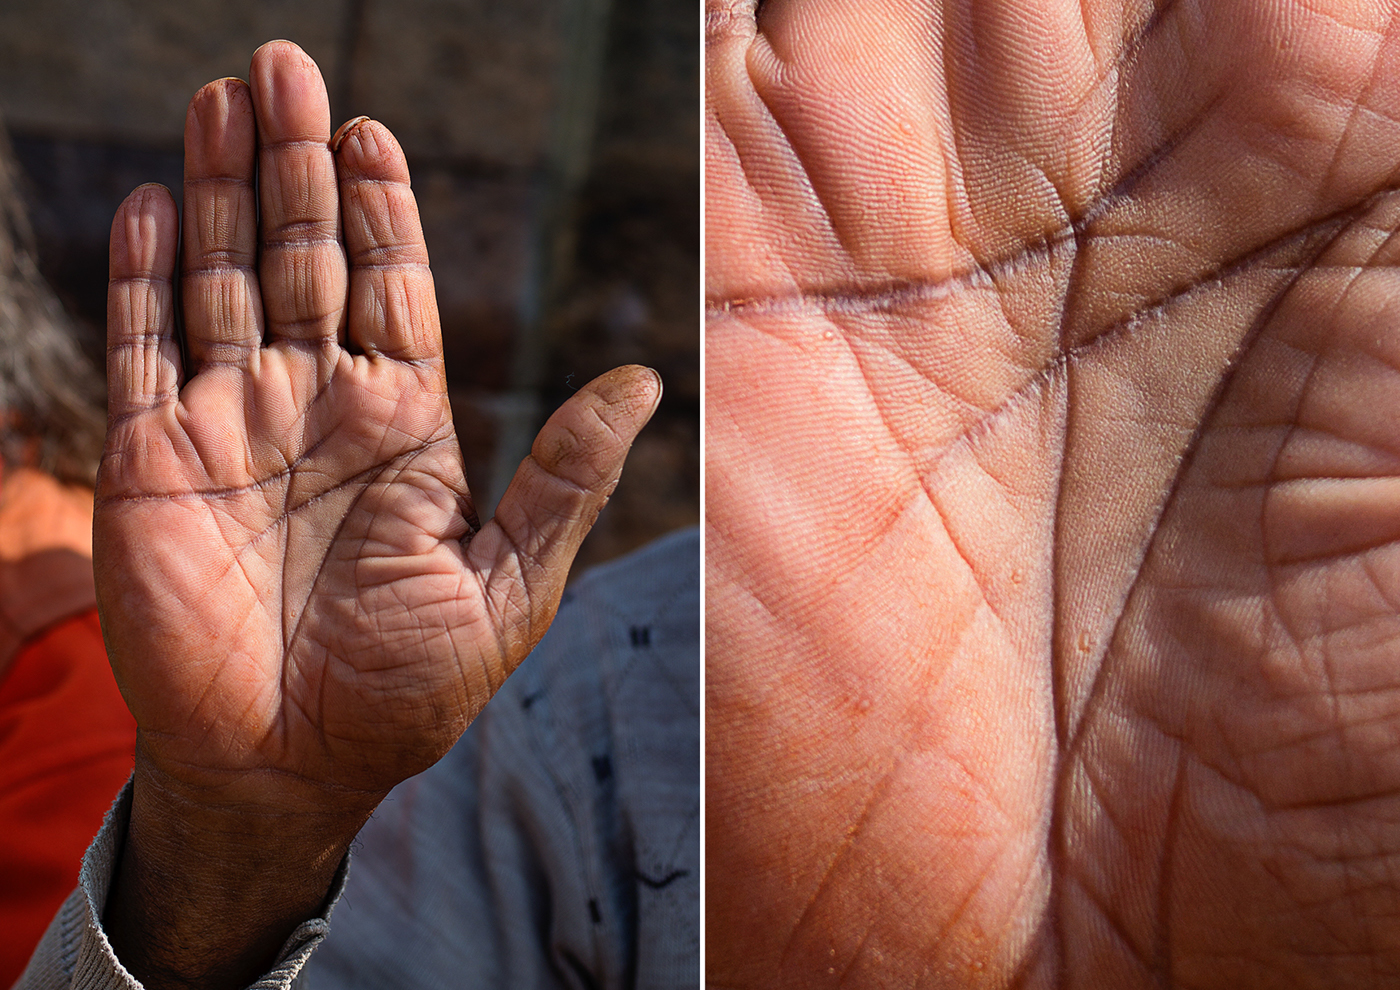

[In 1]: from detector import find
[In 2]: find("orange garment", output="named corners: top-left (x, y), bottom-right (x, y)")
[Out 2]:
top-left (0, 470), bottom-right (136, 987)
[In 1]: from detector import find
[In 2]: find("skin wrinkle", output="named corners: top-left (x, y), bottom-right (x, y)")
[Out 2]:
top-left (1151, 749), bottom-right (1189, 984)
top-left (1260, 414), bottom-right (1355, 807)
top-left (940, 4), bottom-right (988, 266)
top-left (182, 259), bottom-right (258, 276)
top-left (257, 137), bottom-right (332, 152)
top-left (1248, 215), bottom-right (1400, 837)
top-left (712, 3), bottom-right (1400, 983)
top-left (279, 405), bottom-right (293, 666)
top-left (782, 729), bottom-right (1032, 984)
top-left (1066, 867), bottom-right (1158, 979)
top-left (108, 275), bottom-right (173, 290)
top-left (261, 236), bottom-right (343, 258)
top-left (936, 28), bottom-right (966, 267)
top-left (215, 442), bottom-right (444, 559)
top-left (1074, 741), bottom-right (1135, 847)
top-left (183, 175), bottom-right (253, 190)
top-left (260, 214), bottom-right (341, 241)
top-left (1058, 277), bottom-right (1294, 792)
top-left (1314, 8), bottom-right (1398, 199)
top-left (138, 742), bottom-right (392, 800)
top-left (1007, 938), bottom-right (1054, 990)
top-left (707, 0), bottom-right (1197, 316)
top-left (724, 197), bottom-right (1375, 637)
top-left (280, 452), bottom-right (430, 757)
top-left (722, 478), bottom-right (908, 630)
top-left (1361, 553), bottom-right (1400, 627)
top-left (742, 38), bottom-right (889, 281)
top-left (924, 853), bottom-right (1007, 977)
top-left (349, 259), bottom-right (431, 272)
top-left (707, 85), bottom-right (827, 295)
top-left (1038, 43), bottom-right (1225, 762)
top-left (96, 394), bottom-right (446, 507)
top-left (1062, 193), bottom-right (1358, 748)
top-left (340, 177), bottom-right (414, 190)
top-left (706, 84), bottom-right (1219, 316)
top-left (779, 764), bottom-right (901, 971)
top-left (1038, 154), bottom-right (1372, 990)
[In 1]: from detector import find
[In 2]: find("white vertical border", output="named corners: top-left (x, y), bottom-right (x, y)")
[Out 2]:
top-left (696, 0), bottom-right (708, 982)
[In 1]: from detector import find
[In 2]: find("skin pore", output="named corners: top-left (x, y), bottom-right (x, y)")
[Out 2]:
top-left (707, 1), bottom-right (1400, 987)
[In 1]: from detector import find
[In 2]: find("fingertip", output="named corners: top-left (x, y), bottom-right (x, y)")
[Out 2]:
top-left (485, 366), bottom-right (661, 592)
top-left (530, 366), bottom-right (663, 488)
top-left (110, 185), bottom-right (178, 277)
top-left (252, 38), bottom-right (305, 63)
top-left (123, 181), bottom-right (175, 205)
top-left (589, 364), bottom-right (665, 425)
top-left (250, 39), bottom-right (330, 141)
top-left (188, 76), bottom-right (251, 119)
top-left (334, 118), bottom-right (409, 182)
top-left (186, 78), bottom-right (254, 169)
top-left (332, 115), bottom-right (371, 152)
top-left (642, 366), bottom-right (665, 415)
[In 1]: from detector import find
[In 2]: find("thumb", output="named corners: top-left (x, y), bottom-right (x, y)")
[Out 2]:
top-left (466, 364), bottom-right (663, 650)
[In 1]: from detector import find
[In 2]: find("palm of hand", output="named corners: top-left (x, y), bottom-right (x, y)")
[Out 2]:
top-left (96, 45), bottom-right (658, 808)
top-left (707, 1), bottom-right (1400, 986)
top-left (99, 345), bottom-right (476, 795)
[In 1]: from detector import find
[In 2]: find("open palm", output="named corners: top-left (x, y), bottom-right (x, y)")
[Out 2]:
top-left (96, 43), bottom-right (659, 815)
top-left (707, 1), bottom-right (1400, 986)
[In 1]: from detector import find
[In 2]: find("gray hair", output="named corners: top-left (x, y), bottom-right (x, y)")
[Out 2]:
top-left (0, 129), bottom-right (105, 486)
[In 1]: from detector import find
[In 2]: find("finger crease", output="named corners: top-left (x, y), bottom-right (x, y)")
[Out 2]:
top-left (184, 262), bottom-right (257, 276)
top-left (342, 177), bottom-right (412, 190)
top-left (351, 259), bottom-right (431, 272)
top-left (109, 275), bottom-right (170, 287)
top-left (262, 233), bottom-right (342, 250)
top-left (183, 175), bottom-right (253, 188)
top-left (259, 138), bottom-right (333, 153)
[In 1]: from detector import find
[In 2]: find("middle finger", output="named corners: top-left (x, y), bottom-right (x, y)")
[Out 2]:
top-left (249, 41), bottom-right (347, 347)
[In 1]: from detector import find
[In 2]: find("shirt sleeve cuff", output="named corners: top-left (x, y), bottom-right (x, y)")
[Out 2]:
top-left (14, 778), bottom-right (350, 990)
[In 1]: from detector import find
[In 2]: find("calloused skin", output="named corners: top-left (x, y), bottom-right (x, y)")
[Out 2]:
top-left (96, 42), bottom-right (659, 988)
top-left (707, 0), bottom-right (1400, 987)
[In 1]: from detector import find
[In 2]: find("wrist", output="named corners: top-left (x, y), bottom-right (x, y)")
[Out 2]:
top-left (104, 741), bottom-right (375, 990)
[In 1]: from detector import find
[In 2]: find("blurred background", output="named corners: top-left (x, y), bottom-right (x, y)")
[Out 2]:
top-left (0, 0), bottom-right (698, 572)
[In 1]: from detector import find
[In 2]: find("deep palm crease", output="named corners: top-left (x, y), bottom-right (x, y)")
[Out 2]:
top-left (707, 0), bottom-right (1400, 986)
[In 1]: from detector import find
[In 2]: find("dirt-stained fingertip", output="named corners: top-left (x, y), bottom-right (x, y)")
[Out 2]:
top-left (332, 115), bottom-right (371, 152)
top-left (594, 365), bottom-right (665, 421)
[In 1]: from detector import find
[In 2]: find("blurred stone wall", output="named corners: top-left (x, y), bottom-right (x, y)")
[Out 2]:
top-left (0, 0), bottom-right (698, 572)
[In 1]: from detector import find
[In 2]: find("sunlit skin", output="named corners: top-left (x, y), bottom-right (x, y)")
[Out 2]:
top-left (94, 42), bottom-right (659, 988)
top-left (707, 0), bottom-right (1400, 986)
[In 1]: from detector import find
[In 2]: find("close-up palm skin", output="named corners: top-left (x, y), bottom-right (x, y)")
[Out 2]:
top-left (706, 0), bottom-right (1400, 987)
top-left (93, 39), bottom-right (660, 888)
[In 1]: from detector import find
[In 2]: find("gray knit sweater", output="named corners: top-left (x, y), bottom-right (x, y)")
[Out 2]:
top-left (14, 527), bottom-right (699, 990)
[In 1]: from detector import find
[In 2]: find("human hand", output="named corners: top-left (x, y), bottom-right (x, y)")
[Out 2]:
top-left (707, 1), bottom-right (1400, 986)
top-left (96, 41), bottom-right (659, 987)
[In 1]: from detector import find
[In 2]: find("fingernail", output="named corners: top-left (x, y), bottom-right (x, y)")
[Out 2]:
top-left (254, 39), bottom-right (297, 58)
top-left (332, 115), bottom-right (371, 152)
top-left (644, 367), bottom-right (664, 415)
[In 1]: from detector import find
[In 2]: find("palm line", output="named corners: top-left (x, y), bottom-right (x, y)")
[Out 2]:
top-left (724, 44), bottom-right (1400, 990)
top-left (1039, 185), bottom-right (1360, 987)
top-left (704, 0), bottom-right (1196, 321)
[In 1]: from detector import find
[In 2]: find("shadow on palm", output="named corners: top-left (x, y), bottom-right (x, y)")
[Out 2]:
top-left (707, 1), bottom-right (1400, 985)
